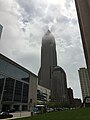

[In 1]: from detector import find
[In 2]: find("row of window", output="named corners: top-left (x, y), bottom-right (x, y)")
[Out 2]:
top-left (0, 74), bottom-right (29, 103)
top-left (37, 90), bottom-right (47, 101)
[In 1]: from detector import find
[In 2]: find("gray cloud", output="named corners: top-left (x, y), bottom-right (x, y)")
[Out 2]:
top-left (64, 0), bottom-right (73, 9)
top-left (12, 50), bottom-right (41, 73)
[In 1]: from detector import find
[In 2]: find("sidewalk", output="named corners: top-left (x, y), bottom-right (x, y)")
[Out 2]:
top-left (3, 111), bottom-right (31, 120)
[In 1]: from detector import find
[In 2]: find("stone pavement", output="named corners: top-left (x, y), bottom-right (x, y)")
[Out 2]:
top-left (3, 111), bottom-right (31, 120)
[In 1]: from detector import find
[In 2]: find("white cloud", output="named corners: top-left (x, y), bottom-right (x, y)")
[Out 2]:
top-left (0, 0), bottom-right (86, 99)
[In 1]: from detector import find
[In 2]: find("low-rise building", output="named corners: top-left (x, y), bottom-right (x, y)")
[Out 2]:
top-left (0, 53), bottom-right (37, 112)
top-left (37, 85), bottom-right (51, 104)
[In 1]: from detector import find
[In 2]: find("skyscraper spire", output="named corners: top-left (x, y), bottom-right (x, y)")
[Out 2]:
top-left (42, 29), bottom-right (55, 44)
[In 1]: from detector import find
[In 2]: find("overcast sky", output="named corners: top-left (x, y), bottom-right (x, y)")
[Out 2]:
top-left (0, 0), bottom-right (86, 99)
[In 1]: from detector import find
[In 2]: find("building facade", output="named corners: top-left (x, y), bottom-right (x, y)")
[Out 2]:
top-left (51, 66), bottom-right (68, 104)
top-left (0, 53), bottom-right (37, 112)
top-left (75, 0), bottom-right (90, 76)
top-left (38, 30), bottom-right (57, 89)
top-left (37, 85), bottom-right (51, 103)
top-left (78, 68), bottom-right (90, 102)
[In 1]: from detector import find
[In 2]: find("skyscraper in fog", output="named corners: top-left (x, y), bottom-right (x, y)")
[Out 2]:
top-left (38, 30), bottom-right (57, 89)
top-left (38, 30), bottom-right (69, 104)
top-left (75, 0), bottom-right (90, 71)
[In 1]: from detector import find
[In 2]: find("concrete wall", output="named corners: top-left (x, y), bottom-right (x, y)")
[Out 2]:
top-left (28, 74), bottom-right (38, 111)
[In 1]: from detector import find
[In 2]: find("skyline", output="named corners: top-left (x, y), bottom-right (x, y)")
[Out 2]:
top-left (0, 0), bottom-right (86, 99)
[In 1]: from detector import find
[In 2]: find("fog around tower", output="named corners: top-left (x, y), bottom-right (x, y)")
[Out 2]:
top-left (42, 30), bottom-right (55, 44)
top-left (0, 0), bottom-right (86, 99)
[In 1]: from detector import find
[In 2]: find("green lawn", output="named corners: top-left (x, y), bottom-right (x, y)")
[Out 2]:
top-left (14, 108), bottom-right (90, 120)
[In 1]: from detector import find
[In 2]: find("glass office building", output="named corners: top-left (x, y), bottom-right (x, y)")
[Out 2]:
top-left (0, 24), bottom-right (3, 39)
top-left (0, 53), bottom-right (30, 111)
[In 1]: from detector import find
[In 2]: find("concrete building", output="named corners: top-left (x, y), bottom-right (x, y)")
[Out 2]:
top-left (75, 0), bottom-right (90, 76)
top-left (0, 53), bottom-right (37, 112)
top-left (37, 85), bottom-right (51, 103)
top-left (38, 30), bottom-right (57, 89)
top-left (51, 66), bottom-right (68, 104)
top-left (78, 68), bottom-right (90, 102)
top-left (67, 88), bottom-right (74, 107)
top-left (0, 24), bottom-right (3, 39)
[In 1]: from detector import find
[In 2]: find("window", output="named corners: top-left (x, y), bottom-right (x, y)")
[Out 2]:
top-left (22, 84), bottom-right (29, 103)
top-left (0, 58), bottom-right (29, 82)
top-left (14, 81), bottom-right (22, 102)
top-left (0, 74), bottom-right (5, 99)
top-left (3, 77), bottom-right (15, 101)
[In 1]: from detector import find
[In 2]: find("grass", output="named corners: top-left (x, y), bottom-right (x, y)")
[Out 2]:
top-left (14, 108), bottom-right (90, 120)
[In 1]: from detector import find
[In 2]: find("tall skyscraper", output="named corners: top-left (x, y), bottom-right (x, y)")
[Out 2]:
top-left (78, 68), bottom-right (90, 102)
top-left (38, 30), bottom-right (69, 105)
top-left (38, 30), bottom-right (57, 89)
top-left (75, 0), bottom-right (90, 71)
top-left (0, 24), bottom-right (3, 39)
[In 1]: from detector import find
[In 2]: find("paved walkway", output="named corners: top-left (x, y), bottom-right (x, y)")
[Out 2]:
top-left (3, 111), bottom-right (31, 120)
